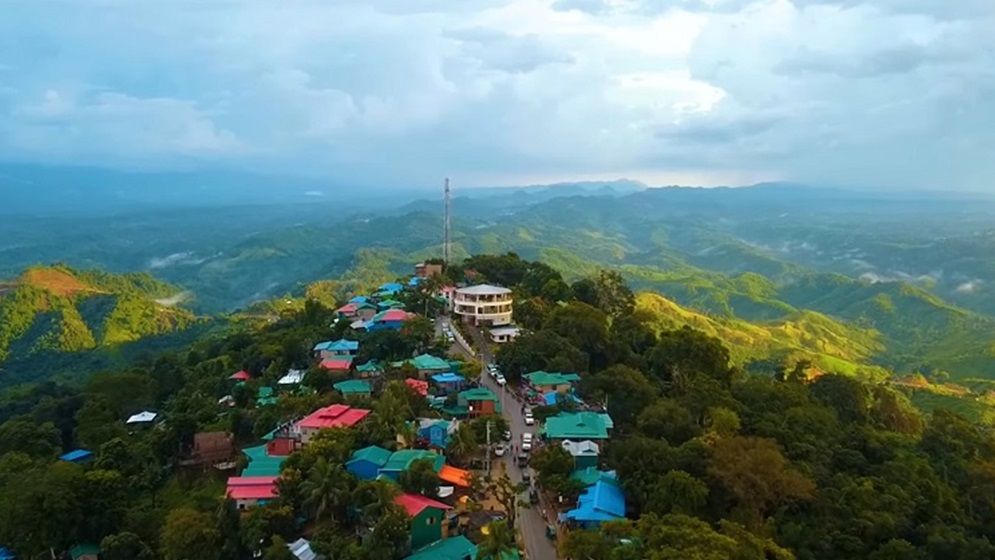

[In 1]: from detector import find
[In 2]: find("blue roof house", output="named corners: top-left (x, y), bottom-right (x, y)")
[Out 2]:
top-left (375, 282), bottom-right (404, 297)
top-left (417, 418), bottom-right (459, 449)
top-left (314, 339), bottom-right (359, 358)
top-left (349, 296), bottom-right (370, 304)
top-left (431, 372), bottom-right (466, 394)
top-left (564, 480), bottom-right (625, 528)
top-left (0, 546), bottom-right (16, 560)
top-left (59, 449), bottom-right (94, 464)
top-left (346, 445), bottom-right (393, 480)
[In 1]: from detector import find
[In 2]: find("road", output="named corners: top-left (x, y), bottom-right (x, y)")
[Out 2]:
top-left (441, 317), bottom-right (559, 560)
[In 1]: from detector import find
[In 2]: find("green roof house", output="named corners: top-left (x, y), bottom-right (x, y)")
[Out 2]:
top-left (334, 379), bottom-right (372, 398)
top-left (256, 386), bottom-right (278, 407)
top-left (405, 536), bottom-right (477, 560)
top-left (542, 411), bottom-right (611, 440)
top-left (69, 544), bottom-right (100, 560)
top-left (378, 449), bottom-right (445, 481)
top-left (457, 387), bottom-right (500, 417)
top-left (395, 353), bottom-right (451, 379)
top-left (242, 444), bottom-right (287, 477)
top-left (346, 445), bottom-right (393, 480)
top-left (524, 371), bottom-right (581, 393)
top-left (356, 360), bottom-right (384, 378)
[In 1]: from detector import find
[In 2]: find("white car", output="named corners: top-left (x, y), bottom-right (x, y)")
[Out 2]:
top-left (493, 443), bottom-right (507, 457)
top-left (524, 411), bottom-right (535, 425)
top-left (495, 374), bottom-right (507, 386)
top-left (521, 432), bottom-right (533, 452)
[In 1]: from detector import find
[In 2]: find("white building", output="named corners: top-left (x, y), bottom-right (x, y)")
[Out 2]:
top-left (454, 284), bottom-right (513, 327)
top-left (489, 325), bottom-right (521, 343)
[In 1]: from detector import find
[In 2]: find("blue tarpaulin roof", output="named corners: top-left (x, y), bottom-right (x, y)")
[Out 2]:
top-left (59, 449), bottom-right (93, 463)
top-left (377, 282), bottom-right (403, 293)
top-left (542, 391), bottom-right (583, 406)
top-left (349, 296), bottom-right (370, 304)
top-left (565, 480), bottom-right (625, 524)
top-left (0, 546), bottom-right (15, 559)
top-left (431, 373), bottom-right (465, 383)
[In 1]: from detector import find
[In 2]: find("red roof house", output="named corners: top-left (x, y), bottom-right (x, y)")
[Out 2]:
top-left (229, 370), bottom-right (251, 381)
top-left (394, 493), bottom-right (452, 549)
top-left (295, 404), bottom-right (371, 444)
top-left (405, 378), bottom-right (429, 397)
top-left (320, 357), bottom-right (353, 372)
top-left (226, 476), bottom-right (278, 509)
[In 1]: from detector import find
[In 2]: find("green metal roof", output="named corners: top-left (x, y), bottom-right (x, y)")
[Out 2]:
top-left (542, 411), bottom-right (610, 440)
top-left (357, 360), bottom-right (383, 373)
top-left (242, 444), bottom-right (287, 477)
top-left (459, 387), bottom-right (498, 402)
top-left (408, 353), bottom-right (451, 371)
top-left (571, 467), bottom-right (618, 487)
top-left (348, 445), bottom-right (393, 467)
top-left (69, 544), bottom-right (100, 559)
top-left (405, 536), bottom-right (477, 560)
top-left (524, 371), bottom-right (581, 386)
top-left (334, 379), bottom-right (372, 395)
top-left (381, 449), bottom-right (445, 473)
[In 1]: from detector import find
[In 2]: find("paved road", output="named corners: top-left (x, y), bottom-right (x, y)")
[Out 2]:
top-left (447, 319), bottom-right (559, 560)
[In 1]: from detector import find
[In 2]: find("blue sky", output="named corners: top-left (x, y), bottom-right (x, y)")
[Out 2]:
top-left (0, 0), bottom-right (992, 190)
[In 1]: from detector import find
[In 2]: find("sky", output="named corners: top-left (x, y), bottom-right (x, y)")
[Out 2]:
top-left (0, 0), bottom-right (992, 190)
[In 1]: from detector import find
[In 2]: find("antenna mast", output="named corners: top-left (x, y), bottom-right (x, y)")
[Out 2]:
top-left (443, 177), bottom-right (452, 264)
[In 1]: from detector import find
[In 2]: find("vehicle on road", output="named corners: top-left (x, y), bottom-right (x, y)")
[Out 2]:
top-left (546, 524), bottom-right (556, 540)
top-left (503, 430), bottom-right (512, 441)
top-left (495, 374), bottom-right (507, 386)
top-left (530, 489), bottom-right (539, 504)
top-left (524, 410), bottom-right (535, 425)
top-left (521, 432), bottom-right (533, 451)
top-left (516, 452), bottom-right (529, 467)
top-left (522, 469), bottom-right (532, 484)
top-left (494, 443), bottom-right (507, 457)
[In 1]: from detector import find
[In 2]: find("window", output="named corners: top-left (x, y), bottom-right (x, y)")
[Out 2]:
top-left (427, 516), bottom-right (436, 525)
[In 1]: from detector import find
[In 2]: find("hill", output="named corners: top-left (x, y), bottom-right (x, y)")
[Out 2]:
top-left (0, 265), bottom-right (200, 383)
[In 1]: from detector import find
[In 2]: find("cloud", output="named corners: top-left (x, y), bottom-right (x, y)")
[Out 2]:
top-left (0, 0), bottom-right (992, 190)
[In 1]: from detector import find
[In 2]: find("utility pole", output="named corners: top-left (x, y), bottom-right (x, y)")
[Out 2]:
top-left (485, 419), bottom-right (492, 476)
top-left (443, 177), bottom-right (451, 264)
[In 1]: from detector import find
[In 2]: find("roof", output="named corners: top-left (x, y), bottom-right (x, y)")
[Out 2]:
top-left (230, 370), bottom-right (251, 381)
top-left (69, 544), bottom-right (100, 559)
top-left (288, 538), bottom-right (317, 560)
top-left (561, 439), bottom-right (600, 456)
top-left (439, 464), bottom-right (471, 487)
top-left (378, 299), bottom-right (405, 309)
top-left (543, 391), bottom-right (583, 406)
top-left (59, 449), bottom-right (93, 462)
top-left (417, 418), bottom-right (458, 434)
top-left (565, 479), bottom-right (625, 522)
top-left (543, 411), bottom-right (610, 440)
top-left (126, 411), bottom-right (157, 424)
top-left (328, 339), bottom-right (360, 351)
top-left (378, 282), bottom-right (404, 293)
top-left (334, 379), bottom-right (372, 395)
top-left (242, 444), bottom-right (287, 477)
top-left (456, 284), bottom-right (511, 295)
top-left (381, 449), bottom-right (444, 473)
top-left (524, 371), bottom-right (581, 386)
top-left (371, 309), bottom-right (412, 323)
top-left (460, 387), bottom-right (498, 402)
top-left (405, 536), bottom-right (477, 560)
top-left (489, 326), bottom-right (521, 336)
top-left (431, 372), bottom-right (465, 384)
top-left (349, 295), bottom-right (370, 304)
top-left (357, 360), bottom-right (383, 373)
top-left (394, 493), bottom-right (452, 517)
top-left (572, 467), bottom-right (618, 487)
top-left (320, 357), bottom-right (353, 370)
top-left (297, 404), bottom-right (371, 430)
top-left (226, 476), bottom-right (278, 500)
top-left (278, 369), bottom-right (306, 385)
top-left (348, 445), bottom-right (393, 467)
top-left (335, 303), bottom-right (358, 315)
top-left (410, 353), bottom-right (450, 371)
top-left (0, 546), bottom-right (14, 560)
top-left (405, 378), bottom-right (429, 396)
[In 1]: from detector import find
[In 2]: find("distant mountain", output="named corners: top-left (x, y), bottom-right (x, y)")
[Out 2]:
top-left (0, 265), bottom-right (200, 384)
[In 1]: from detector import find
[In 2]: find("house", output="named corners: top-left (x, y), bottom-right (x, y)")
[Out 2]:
top-left (394, 353), bottom-right (451, 379)
top-left (453, 284), bottom-right (513, 327)
top-left (242, 443), bottom-right (289, 477)
top-left (405, 535), bottom-right (476, 560)
top-left (405, 378), bottom-right (429, 397)
top-left (414, 262), bottom-right (444, 279)
top-left (560, 440), bottom-right (600, 469)
top-left (378, 449), bottom-right (445, 481)
top-left (438, 464), bottom-right (471, 489)
top-left (125, 410), bottom-right (157, 425)
top-left (320, 357), bottom-right (353, 374)
top-left (416, 418), bottom-right (459, 449)
top-left (287, 538), bottom-right (318, 560)
top-left (349, 295), bottom-right (370, 304)
top-left (542, 391), bottom-right (583, 407)
top-left (59, 449), bottom-right (93, 464)
top-left (524, 371), bottom-right (581, 393)
top-left (542, 411), bottom-right (611, 441)
top-left (430, 372), bottom-right (466, 394)
top-left (376, 282), bottom-right (404, 296)
top-left (0, 546), bottom-right (14, 560)
top-left (356, 360), bottom-right (384, 378)
top-left (346, 445), bottom-right (393, 480)
top-left (226, 476), bottom-right (278, 510)
top-left (229, 370), bottom-right (251, 382)
top-left (365, 309), bottom-right (413, 331)
top-left (68, 544), bottom-right (99, 560)
top-left (571, 467), bottom-right (617, 488)
top-left (377, 299), bottom-right (406, 310)
top-left (314, 339), bottom-right (360, 359)
top-left (489, 326), bottom-right (521, 344)
top-left (337, 301), bottom-right (378, 321)
top-left (334, 379), bottom-right (372, 398)
top-left (180, 432), bottom-right (235, 468)
top-left (457, 387), bottom-right (499, 417)
top-left (564, 479), bottom-right (625, 527)
top-left (278, 369), bottom-right (307, 386)
top-left (256, 386), bottom-right (278, 407)
top-left (394, 493), bottom-right (452, 549)
top-left (294, 404), bottom-right (371, 444)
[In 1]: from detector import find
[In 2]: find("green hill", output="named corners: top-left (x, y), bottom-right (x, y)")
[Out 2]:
top-left (0, 265), bottom-right (198, 365)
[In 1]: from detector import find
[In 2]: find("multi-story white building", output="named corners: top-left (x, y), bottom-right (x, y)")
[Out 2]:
top-left (453, 284), bottom-right (513, 326)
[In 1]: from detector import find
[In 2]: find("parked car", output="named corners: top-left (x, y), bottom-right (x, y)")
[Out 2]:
top-left (516, 453), bottom-right (529, 467)
top-left (521, 432), bottom-right (533, 451)
top-left (494, 443), bottom-right (507, 457)
top-left (524, 410), bottom-right (535, 425)
top-left (522, 469), bottom-right (532, 484)
top-left (503, 430), bottom-right (512, 441)
top-left (495, 374), bottom-right (507, 386)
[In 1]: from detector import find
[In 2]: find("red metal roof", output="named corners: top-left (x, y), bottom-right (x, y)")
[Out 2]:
top-left (297, 404), bottom-right (371, 430)
top-left (378, 309), bottom-right (411, 322)
top-left (320, 357), bottom-right (353, 370)
top-left (337, 303), bottom-right (358, 314)
top-left (394, 493), bottom-right (452, 517)
top-left (230, 370), bottom-right (250, 381)
top-left (439, 464), bottom-right (470, 487)
top-left (226, 476), bottom-right (278, 500)
top-left (405, 378), bottom-right (429, 396)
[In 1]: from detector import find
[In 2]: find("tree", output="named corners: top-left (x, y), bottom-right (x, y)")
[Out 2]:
top-left (160, 508), bottom-right (220, 560)
top-left (447, 422), bottom-right (480, 466)
top-left (263, 535), bottom-right (296, 560)
top-left (530, 445), bottom-right (574, 483)
top-left (300, 457), bottom-right (352, 522)
top-left (647, 470), bottom-right (709, 516)
top-left (594, 269), bottom-right (635, 318)
top-left (101, 531), bottom-right (154, 560)
top-left (545, 302), bottom-right (609, 369)
top-left (649, 327), bottom-right (733, 390)
top-left (476, 520), bottom-right (516, 560)
top-left (399, 458), bottom-right (440, 497)
top-left (583, 365), bottom-right (658, 428)
top-left (487, 469), bottom-right (527, 525)
top-left (810, 374), bottom-right (870, 424)
top-left (636, 399), bottom-right (700, 445)
top-left (0, 417), bottom-right (60, 457)
top-left (707, 436), bottom-right (815, 527)
top-left (364, 505), bottom-right (410, 560)
top-left (74, 396), bottom-right (127, 448)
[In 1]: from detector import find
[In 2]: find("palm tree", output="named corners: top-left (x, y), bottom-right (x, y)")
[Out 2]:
top-left (300, 457), bottom-right (351, 522)
top-left (446, 423), bottom-right (479, 467)
top-left (476, 520), bottom-right (516, 560)
top-left (397, 420), bottom-right (418, 449)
